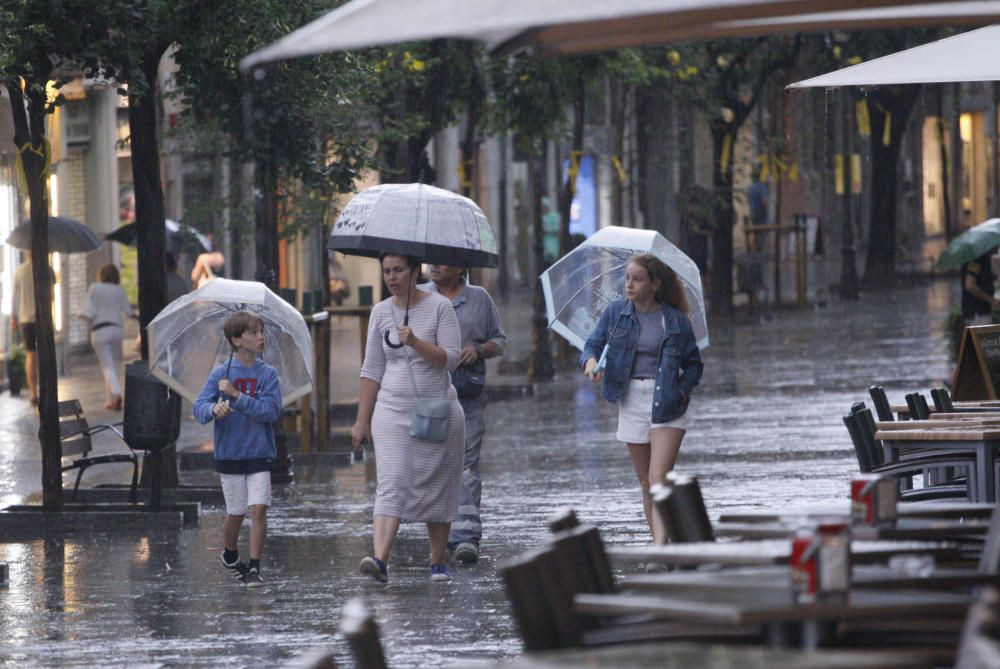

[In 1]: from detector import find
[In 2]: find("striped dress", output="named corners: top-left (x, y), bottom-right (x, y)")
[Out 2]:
top-left (360, 291), bottom-right (465, 522)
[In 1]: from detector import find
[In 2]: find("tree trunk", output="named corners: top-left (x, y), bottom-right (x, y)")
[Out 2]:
top-left (839, 90), bottom-right (859, 299)
top-left (528, 147), bottom-right (553, 383)
top-left (993, 82), bottom-right (1000, 218)
top-left (710, 125), bottom-right (736, 313)
top-left (6, 78), bottom-right (62, 508)
top-left (864, 87), bottom-right (920, 281)
top-left (937, 87), bottom-right (954, 242)
top-left (559, 81), bottom-right (585, 256)
top-left (129, 50), bottom-right (179, 488)
top-left (636, 84), bottom-right (676, 240)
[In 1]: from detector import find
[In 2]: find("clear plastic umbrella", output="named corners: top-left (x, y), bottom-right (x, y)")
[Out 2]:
top-left (540, 226), bottom-right (709, 352)
top-left (147, 278), bottom-right (314, 407)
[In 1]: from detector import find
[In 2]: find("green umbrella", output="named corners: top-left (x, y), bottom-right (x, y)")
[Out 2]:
top-left (937, 218), bottom-right (1000, 270)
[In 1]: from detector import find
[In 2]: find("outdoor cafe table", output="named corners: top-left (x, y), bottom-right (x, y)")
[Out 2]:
top-left (448, 640), bottom-right (938, 668)
top-left (719, 502), bottom-right (995, 524)
top-left (622, 565), bottom-right (1000, 594)
top-left (713, 518), bottom-right (989, 542)
top-left (875, 428), bottom-right (1000, 503)
top-left (607, 539), bottom-right (965, 568)
top-left (573, 588), bottom-right (970, 649)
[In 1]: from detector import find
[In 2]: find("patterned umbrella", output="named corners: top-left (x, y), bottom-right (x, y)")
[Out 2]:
top-left (329, 183), bottom-right (497, 267)
top-left (5, 216), bottom-right (101, 253)
top-left (540, 226), bottom-right (708, 352)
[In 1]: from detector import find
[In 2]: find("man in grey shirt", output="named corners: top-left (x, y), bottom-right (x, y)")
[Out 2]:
top-left (422, 265), bottom-right (506, 564)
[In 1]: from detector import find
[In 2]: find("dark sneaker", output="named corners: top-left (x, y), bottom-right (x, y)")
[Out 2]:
top-left (453, 542), bottom-right (479, 565)
top-left (360, 556), bottom-right (388, 583)
top-left (241, 567), bottom-right (264, 588)
top-left (430, 563), bottom-right (451, 582)
top-left (220, 551), bottom-right (250, 580)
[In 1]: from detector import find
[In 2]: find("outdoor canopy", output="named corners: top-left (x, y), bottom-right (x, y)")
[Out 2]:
top-left (788, 23), bottom-right (1000, 88)
top-left (241, 0), bottom-right (1000, 68)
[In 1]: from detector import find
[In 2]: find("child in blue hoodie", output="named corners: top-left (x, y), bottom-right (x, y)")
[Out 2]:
top-left (194, 311), bottom-right (281, 588)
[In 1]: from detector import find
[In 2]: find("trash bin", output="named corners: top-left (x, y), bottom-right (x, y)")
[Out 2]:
top-left (123, 361), bottom-right (181, 511)
top-left (124, 360), bottom-right (181, 452)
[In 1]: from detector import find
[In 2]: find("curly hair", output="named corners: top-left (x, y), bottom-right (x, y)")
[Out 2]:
top-left (629, 253), bottom-right (689, 314)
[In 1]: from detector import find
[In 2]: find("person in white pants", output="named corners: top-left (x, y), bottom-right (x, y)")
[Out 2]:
top-left (80, 264), bottom-right (134, 410)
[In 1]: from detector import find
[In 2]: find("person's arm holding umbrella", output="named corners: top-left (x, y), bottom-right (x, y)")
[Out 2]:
top-left (194, 367), bottom-right (230, 423)
top-left (964, 259), bottom-right (1000, 310)
top-left (582, 305), bottom-right (614, 382)
top-left (218, 366), bottom-right (281, 424)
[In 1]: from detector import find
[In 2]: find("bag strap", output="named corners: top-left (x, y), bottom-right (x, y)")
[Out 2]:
top-left (390, 302), bottom-right (448, 399)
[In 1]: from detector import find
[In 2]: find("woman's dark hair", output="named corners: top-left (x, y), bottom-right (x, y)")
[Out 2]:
top-left (378, 252), bottom-right (421, 272)
top-left (98, 263), bottom-right (120, 285)
top-left (629, 253), bottom-right (689, 314)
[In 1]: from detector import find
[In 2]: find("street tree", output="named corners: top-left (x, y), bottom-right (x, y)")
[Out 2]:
top-left (648, 36), bottom-right (800, 312)
top-left (0, 0), bottom-right (108, 507)
top-left (171, 0), bottom-right (376, 292)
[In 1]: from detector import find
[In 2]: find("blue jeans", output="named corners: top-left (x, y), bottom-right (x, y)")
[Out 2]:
top-left (448, 398), bottom-right (486, 546)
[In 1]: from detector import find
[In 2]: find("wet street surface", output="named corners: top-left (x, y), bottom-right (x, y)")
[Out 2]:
top-left (0, 280), bottom-right (958, 667)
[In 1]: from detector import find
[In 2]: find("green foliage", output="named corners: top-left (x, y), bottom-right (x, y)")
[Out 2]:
top-left (169, 0), bottom-right (377, 237)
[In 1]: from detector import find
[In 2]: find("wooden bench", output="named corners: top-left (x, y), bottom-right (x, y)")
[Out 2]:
top-left (59, 399), bottom-right (139, 502)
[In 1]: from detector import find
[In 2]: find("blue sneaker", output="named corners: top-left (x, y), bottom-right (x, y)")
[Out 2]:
top-left (360, 556), bottom-right (388, 583)
top-left (430, 563), bottom-right (451, 582)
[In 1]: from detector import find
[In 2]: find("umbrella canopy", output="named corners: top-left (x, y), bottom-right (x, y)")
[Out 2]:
top-left (540, 226), bottom-right (708, 352)
top-left (789, 24), bottom-right (1000, 88)
top-left (5, 216), bottom-right (102, 253)
top-left (147, 278), bottom-right (314, 408)
top-left (937, 218), bottom-right (1000, 270)
top-left (106, 219), bottom-right (212, 253)
top-left (241, 0), bottom-right (1000, 67)
top-left (329, 183), bottom-right (498, 267)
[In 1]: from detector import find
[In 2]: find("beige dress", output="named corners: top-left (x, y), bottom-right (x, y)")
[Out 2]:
top-left (360, 292), bottom-right (465, 522)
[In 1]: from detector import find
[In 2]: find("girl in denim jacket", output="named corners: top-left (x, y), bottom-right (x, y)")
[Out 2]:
top-left (582, 254), bottom-right (703, 543)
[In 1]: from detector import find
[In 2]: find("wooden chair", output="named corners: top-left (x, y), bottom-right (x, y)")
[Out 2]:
top-left (339, 599), bottom-right (387, 669)
top-left (843, 406), bottom-right (973, 501)
top-left (59, 399), bottom-right (139, 502)
top-left (905, 393), bottom-right (932, 420)
top-left (653, 475), bottom-right (715, 544)
top-left (868, 385), bottom-right (895, 422)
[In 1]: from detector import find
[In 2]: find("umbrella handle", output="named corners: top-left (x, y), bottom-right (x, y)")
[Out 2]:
top-left (384, 330), bottom-right (404, 349)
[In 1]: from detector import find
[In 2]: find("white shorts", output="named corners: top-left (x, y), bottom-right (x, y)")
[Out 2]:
top-left (220, 471), bottom-right (272, 516)
top-left (616, 378), bottom-right (689, 444)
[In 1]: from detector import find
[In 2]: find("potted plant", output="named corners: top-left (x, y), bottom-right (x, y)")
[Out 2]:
top-left (6, 345), bottom-right (25, 397)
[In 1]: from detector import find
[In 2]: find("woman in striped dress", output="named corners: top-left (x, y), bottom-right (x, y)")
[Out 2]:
top-left (352, 253), bottom-right (465, 582)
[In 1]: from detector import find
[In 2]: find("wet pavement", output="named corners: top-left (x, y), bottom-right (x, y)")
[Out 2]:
top-left (0, 279), bottom-right (959, 667)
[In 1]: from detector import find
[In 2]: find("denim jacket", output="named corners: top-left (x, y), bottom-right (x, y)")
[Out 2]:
top-left (581, 298), bottom-right (703, 423)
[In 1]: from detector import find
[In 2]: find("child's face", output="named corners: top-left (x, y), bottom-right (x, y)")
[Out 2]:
top-left (232, 325), bottom-right (265, 354)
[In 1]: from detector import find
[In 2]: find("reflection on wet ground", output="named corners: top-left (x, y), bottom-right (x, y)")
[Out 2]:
top-left (0, 280), bottom-right (958, 667)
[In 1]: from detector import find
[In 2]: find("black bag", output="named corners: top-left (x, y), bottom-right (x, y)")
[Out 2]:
top-left (451, 361), bottom-right (486, 400)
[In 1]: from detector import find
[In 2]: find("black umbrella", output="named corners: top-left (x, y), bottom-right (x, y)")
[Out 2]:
top-left (106, 219), bottom-right (211, 253)
top-left (5, 216), bottom-right (101, 253)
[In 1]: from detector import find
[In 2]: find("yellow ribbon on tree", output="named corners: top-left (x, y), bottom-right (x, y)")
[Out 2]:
top-left (834, 154), bottom-right (845, 195)
top-left (568, 150), bottom-right (582, 192)
top-left (15, 139), bottom-right (52, 195)
top-left (720, 134), bottom-right (733, 180)
top-left (855, 100), bottom-right (871, 137)
top-left (610, 155), bottom-right (627, 184)
top-left (882, 112), bottom-right (892, 147)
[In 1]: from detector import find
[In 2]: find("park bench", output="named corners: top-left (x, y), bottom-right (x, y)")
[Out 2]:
top-left (59, 399), bottom-right (139, 502)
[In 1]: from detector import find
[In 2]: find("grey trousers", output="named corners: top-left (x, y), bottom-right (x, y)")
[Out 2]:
top-left (448, 397), bottom-right (486, 546)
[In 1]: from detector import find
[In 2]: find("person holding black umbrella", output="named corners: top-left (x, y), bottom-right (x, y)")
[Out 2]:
top-left (961, 250), bottom-right (1000, 327)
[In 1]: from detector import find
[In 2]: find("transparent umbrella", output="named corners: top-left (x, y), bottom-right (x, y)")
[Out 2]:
top-left (147, 279), bottom-right (314, 407)
top-left (540, 226), bottom-right (708, 353)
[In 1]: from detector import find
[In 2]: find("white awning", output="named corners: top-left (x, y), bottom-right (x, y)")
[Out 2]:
top-left (789, 23), bottom-right (1000, 88)
top-left (241, 0), bottom-right (1000, 69)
